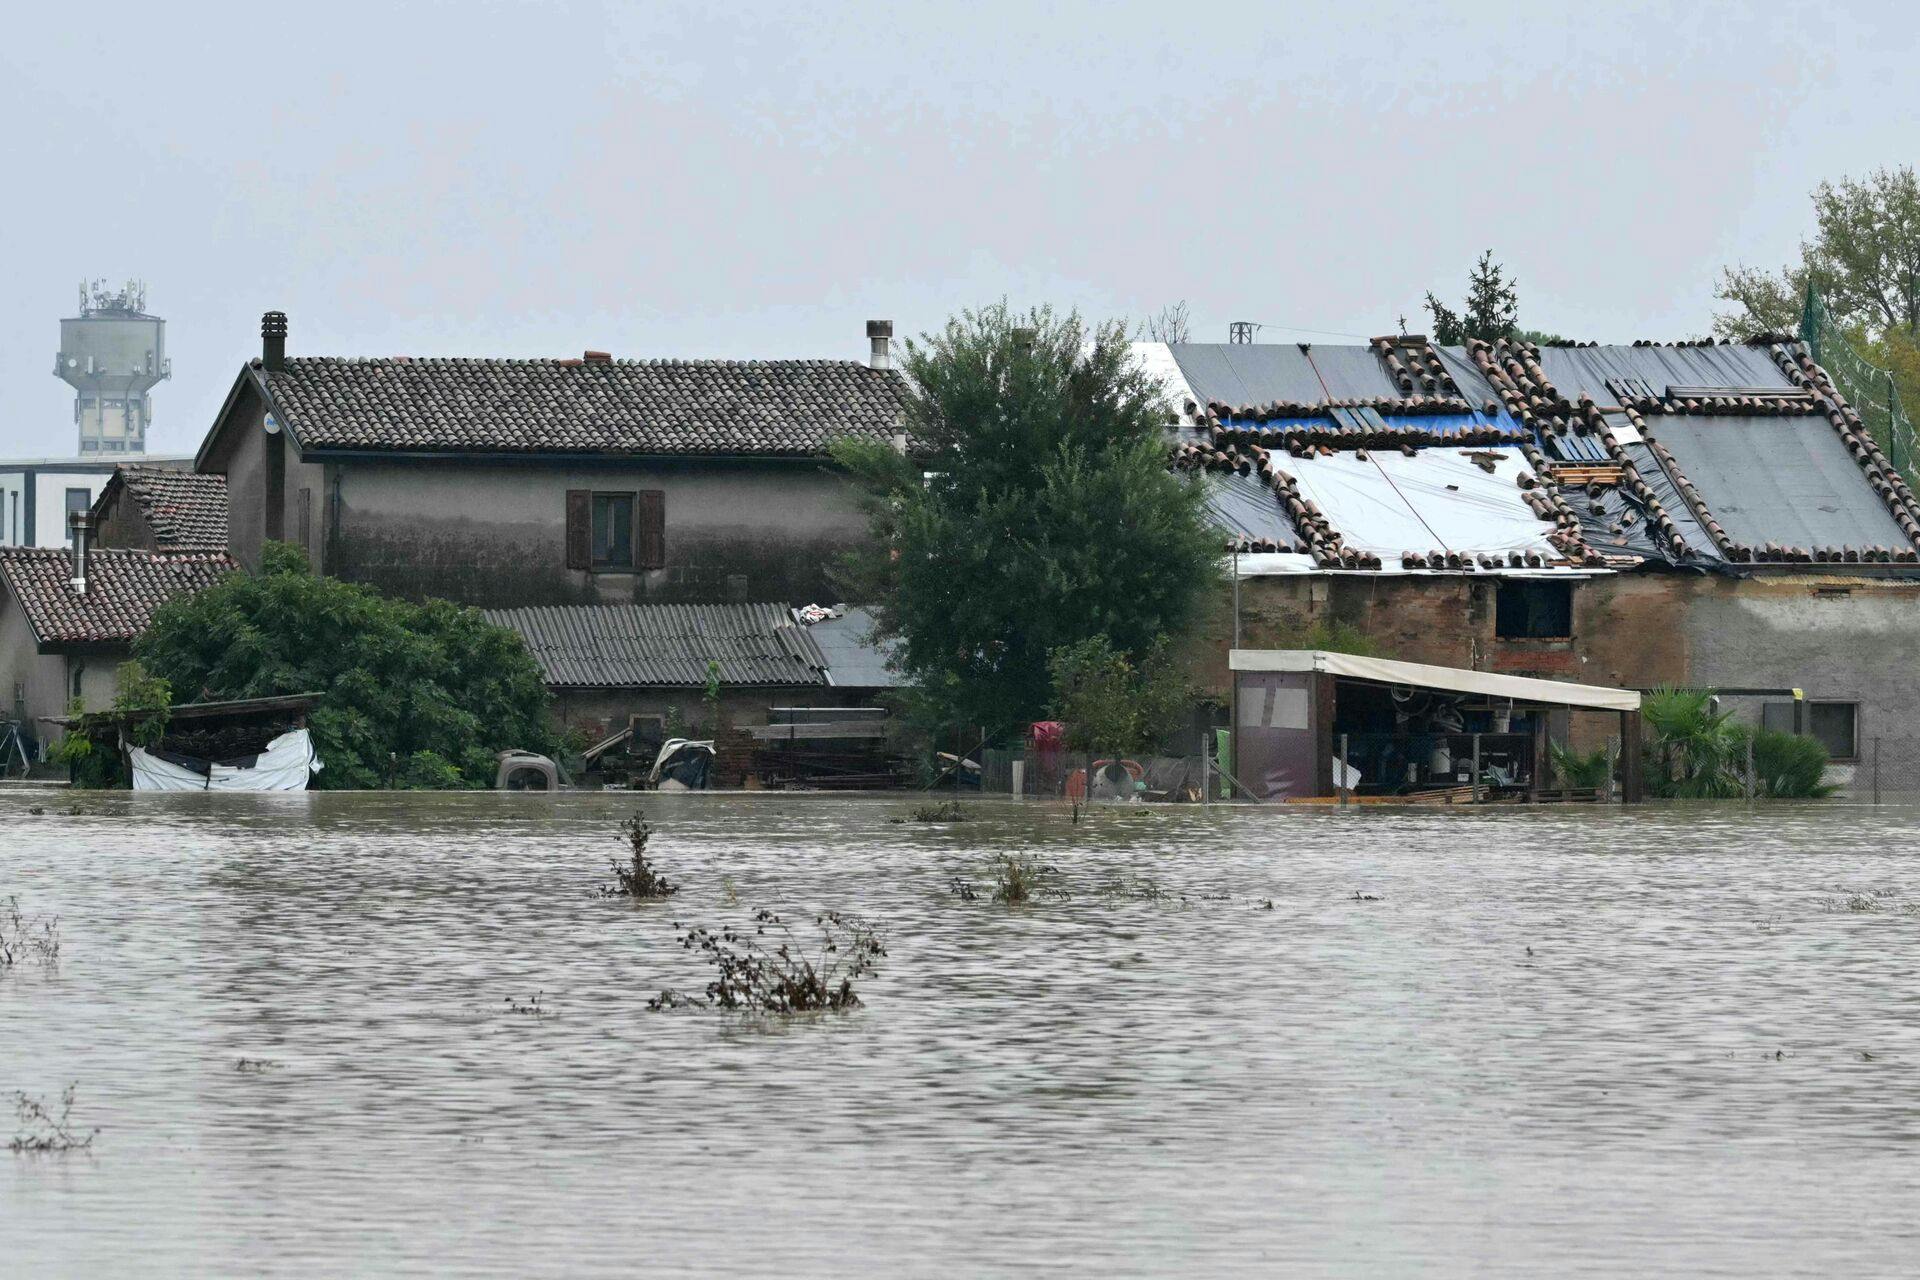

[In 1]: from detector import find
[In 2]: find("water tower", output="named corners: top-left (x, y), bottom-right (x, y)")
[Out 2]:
top-left (54, 280), bottom-right (169, 455)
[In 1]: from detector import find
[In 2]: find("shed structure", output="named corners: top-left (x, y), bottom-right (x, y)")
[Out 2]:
top-left (1229, 649), bottom-right (1643, 804)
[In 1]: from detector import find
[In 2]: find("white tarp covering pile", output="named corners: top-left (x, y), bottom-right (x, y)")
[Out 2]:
top-left (130, 729), bottom-right (323, 792)
top-left (1266, 446), bottom-right (1560, 561)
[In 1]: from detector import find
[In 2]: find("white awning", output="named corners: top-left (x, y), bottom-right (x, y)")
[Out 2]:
top-left (1228, 649), bottom-right (1641, 712)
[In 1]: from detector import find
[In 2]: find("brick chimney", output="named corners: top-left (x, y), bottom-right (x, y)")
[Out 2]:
top-left (866, 320), bottom-right (892, 370)
top-left (262, 311), bottom-right (288, 372)
top-left (68, 511), bottom-right (92, 596)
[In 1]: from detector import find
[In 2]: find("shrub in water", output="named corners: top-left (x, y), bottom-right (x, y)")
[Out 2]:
top-left (649, 909), bottom-right (884, 1012)
top-left (604, 810), bottom-right (677, 899)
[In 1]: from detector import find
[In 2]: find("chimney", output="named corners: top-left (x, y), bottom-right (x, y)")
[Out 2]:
top-left (866, 320), bottom-right (892, 370)
top-left (262, 311), bottom-right (288, 372)
top-left (68, 511), bottom-right (92, 596)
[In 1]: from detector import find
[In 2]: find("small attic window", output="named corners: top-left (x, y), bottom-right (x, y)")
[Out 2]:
top-left (1495, 580), bottom-right (1573, 639)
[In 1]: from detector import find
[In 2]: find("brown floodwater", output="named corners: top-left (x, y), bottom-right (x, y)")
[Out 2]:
top-left (3, 792), bottom-right (1920, 1276)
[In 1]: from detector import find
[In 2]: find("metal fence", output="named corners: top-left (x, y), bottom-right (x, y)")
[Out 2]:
top-left (980, 742), bottom-right (1216, 802)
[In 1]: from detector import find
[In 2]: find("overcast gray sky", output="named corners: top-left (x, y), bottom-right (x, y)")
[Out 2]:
top-left (2, 0), bottom-right (1910, 457)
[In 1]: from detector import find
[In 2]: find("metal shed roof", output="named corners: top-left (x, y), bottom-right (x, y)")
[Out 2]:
top-left (483, 603), bottom-right (829, 688)
top-left (796, 606), bottom-right (903, 689)
top-left (1229, 649), bottom-right (1641, 711)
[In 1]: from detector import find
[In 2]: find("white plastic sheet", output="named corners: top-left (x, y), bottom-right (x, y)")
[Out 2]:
top-left (1266, 447), bottom-right (1560, 560)
top-left (130, 729), bottom-right (323, 792)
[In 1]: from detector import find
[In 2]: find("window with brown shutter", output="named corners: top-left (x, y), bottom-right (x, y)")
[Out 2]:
top-left (565, 489), bottom-right (591, 569)
top-left (636, 490), bottom-right (665, 569)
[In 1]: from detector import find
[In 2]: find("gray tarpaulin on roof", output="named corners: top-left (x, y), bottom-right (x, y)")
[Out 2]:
top-left (1301, 346), bottom-right (1400, 399)
top-left (1623, 441), bottom-right (1721, 563)
top-left (1537, 345), bottom-right (1792, 403)
top-left (1203, 471), bottom-right (1299, 545)
top-left (1647, 416), bottom-right (1907, 550)
top-left (1434, 346), bottom-right (1500, 405)
top-left (1168, 343), bottom-right (1398, 404)
top-left (1168, 344), bottom-right (1327, 403)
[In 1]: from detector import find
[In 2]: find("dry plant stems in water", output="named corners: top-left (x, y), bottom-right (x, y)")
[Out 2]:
top-left (10, 1085), bottom-right (96, 1154)
top-left (503, 992), bottom-right (548, 1017)
top-left (0, 896), bottom-right (61, 972)
top-left (603, 810), bottom-right (677, 899)
top-left (649, 909), bottom-right (886, 1013)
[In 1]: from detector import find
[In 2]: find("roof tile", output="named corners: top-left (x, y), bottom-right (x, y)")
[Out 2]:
top-left (259, 357), bottom-right (911, 456)
top-left (0, 550), bottom-right (237, 647)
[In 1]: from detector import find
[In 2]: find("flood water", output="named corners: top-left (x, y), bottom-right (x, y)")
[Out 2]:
top-left (4, 793), bottom-right (1920, 1277)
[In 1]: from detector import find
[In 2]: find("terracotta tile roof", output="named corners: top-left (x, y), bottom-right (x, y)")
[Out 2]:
top-left (99, 466), bottom-right (229, 552)
top-left (254, 356), bottom-right (911, 456)
top-left (0, 549), bottom-right (237, 647)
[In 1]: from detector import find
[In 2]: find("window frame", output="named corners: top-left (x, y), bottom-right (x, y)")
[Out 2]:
top-left (1759, 699), bottom-right (1859, 762)
top-left (1807, 700), bottom-right (1859, 763)
top-left (1494, 579), bottom-right (1574, 641)
top-left (590, 491), bottom-right (637, 570)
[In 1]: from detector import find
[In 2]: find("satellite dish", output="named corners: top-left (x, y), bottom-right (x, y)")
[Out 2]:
top-left (264, 414), bottom-right (281, 435)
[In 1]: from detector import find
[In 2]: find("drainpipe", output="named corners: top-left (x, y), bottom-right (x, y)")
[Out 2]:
top-left (68, 511), bottom-right (91, 596)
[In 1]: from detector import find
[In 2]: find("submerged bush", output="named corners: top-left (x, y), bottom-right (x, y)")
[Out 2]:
top-left (991, 854), bottom-right (1048, 904)
top-left (899, 799), bottom-right (968, 824)
top-left (9, 1085), bottom-right (95, 1154)
top-left (649, 909), bottom-right (884, 1012)
top-left (0, 897), bottom-right (60, 973)
top-left (603, 810), bottom-right (677, 899)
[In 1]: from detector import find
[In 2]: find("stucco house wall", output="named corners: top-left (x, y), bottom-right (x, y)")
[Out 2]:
top-left (327, 458), bottom-right (865, 607)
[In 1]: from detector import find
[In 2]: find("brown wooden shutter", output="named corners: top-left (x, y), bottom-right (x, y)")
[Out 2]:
top-left (565, 490), bottom-right (591, 569)
top-left (636, 490), bottom-right (665, 569)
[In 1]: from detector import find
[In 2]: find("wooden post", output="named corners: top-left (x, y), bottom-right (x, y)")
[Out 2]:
top-left (1338, 732), bottom-right (1350, 806)
top-left (1530, 718), bottom-right (1546, 803)
top-left (1471, 732), bottom-right (1482, 804)
top-left (1619, 709), bottom-right (1645, 803)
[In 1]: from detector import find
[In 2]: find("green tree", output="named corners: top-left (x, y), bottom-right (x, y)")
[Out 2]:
top-left (134, 542), bottom-right (554, 789)
top-left (1425, 250), bottom-right (1521, 345)
top-left (1714, 166), bottom-right (1920, 339)
top-left (831, 303), bottom-right (1221, 739)
top-left (1047, 636), bottom-right (1192, 755)
top-left (1712, 167), bottom-right (1920, 459)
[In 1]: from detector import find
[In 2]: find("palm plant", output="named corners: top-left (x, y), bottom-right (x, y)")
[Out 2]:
top-left (1641, 686), bottom-right (1746, 799)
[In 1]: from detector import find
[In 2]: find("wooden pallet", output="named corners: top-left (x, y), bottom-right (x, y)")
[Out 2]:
top-left (1551, 464), bottom-right (1624, 487)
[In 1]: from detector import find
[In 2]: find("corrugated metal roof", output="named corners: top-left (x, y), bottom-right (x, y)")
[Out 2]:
top-left (482, 603), bottom-right (829, 688)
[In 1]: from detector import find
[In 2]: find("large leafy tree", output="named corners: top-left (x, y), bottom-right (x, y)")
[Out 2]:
top-left (136, 543), bottom-right (554, 788)
top-left (832, 304), bottom-right (1221, 739)
top-left (1713, 166), bottom-right (1920, 339)
top-left (1713, 167), bottom-right (1920, 451)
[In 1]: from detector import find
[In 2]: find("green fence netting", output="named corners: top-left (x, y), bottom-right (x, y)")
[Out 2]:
top-left (1800, 284), bottom-right (1918, 481)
